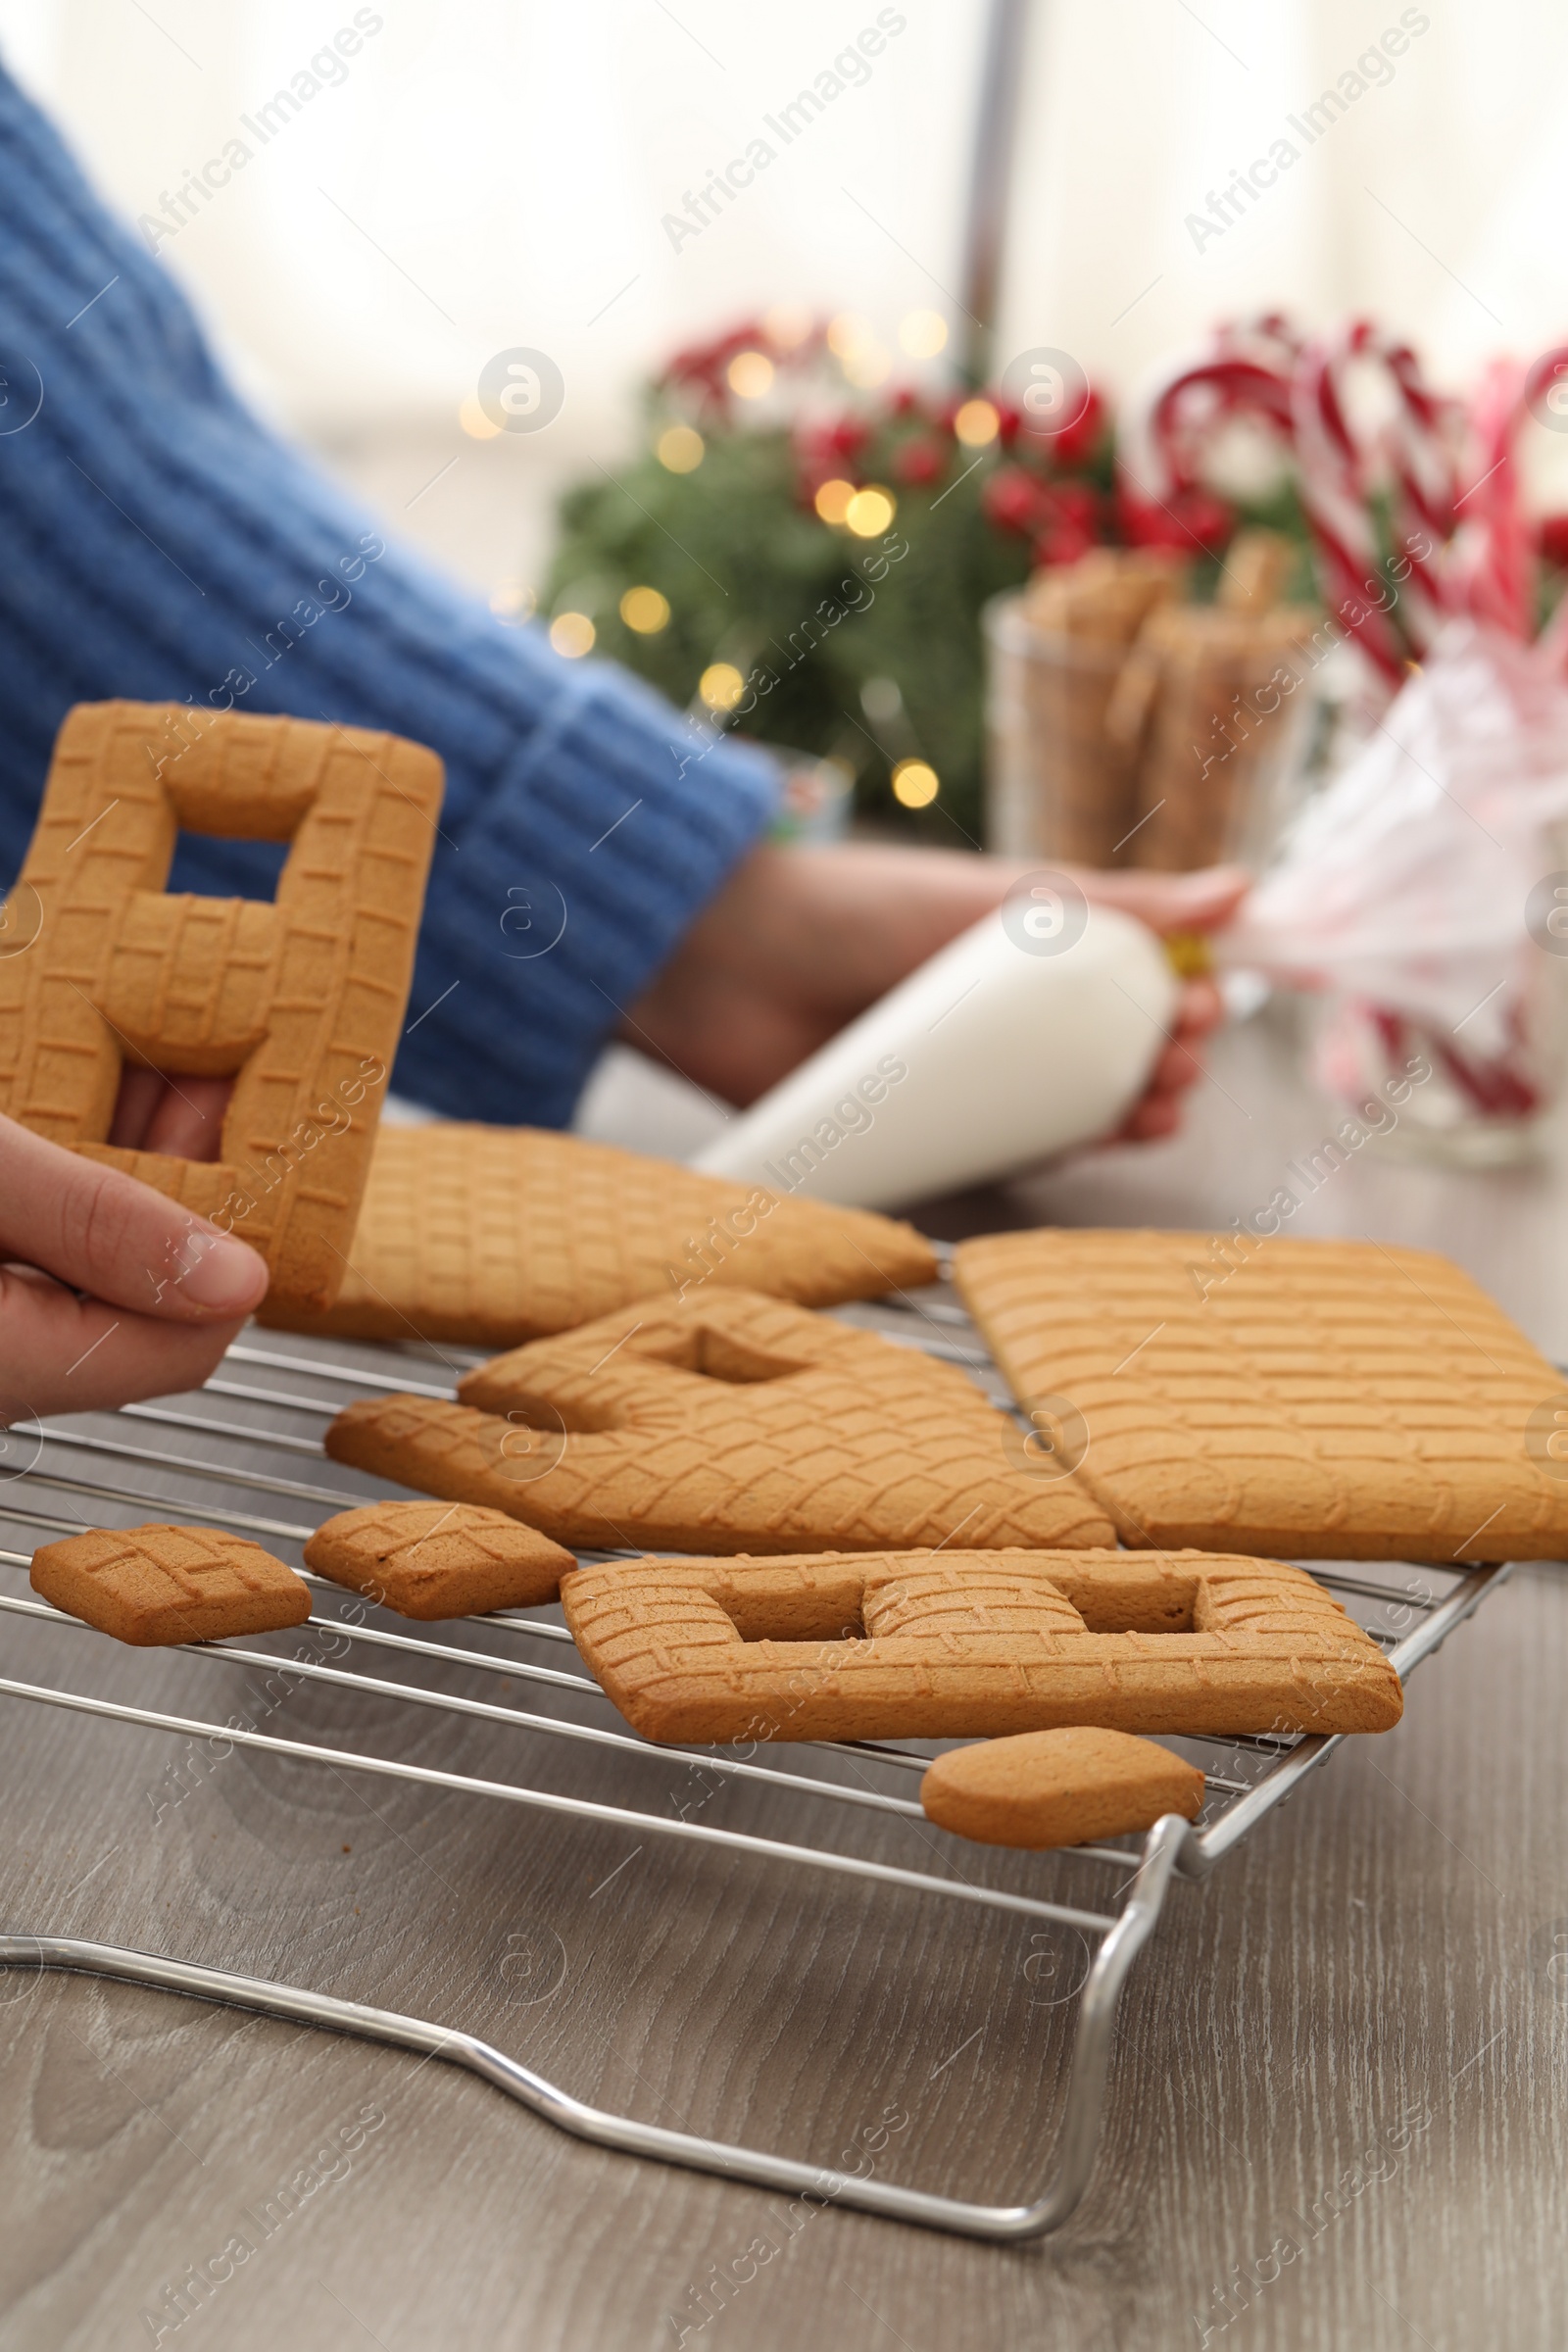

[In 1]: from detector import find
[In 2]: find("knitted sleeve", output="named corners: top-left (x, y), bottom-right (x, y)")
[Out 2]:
top-left (0, 61), bottom-right (776, 1126)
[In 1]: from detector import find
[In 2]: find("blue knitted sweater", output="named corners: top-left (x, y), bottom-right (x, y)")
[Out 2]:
top-left (0, 63), bottom-right (775, 1125)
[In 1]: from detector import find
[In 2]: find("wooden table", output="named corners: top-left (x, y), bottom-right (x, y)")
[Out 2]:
top-left (2, 1009), bottom-right (1565, 2352)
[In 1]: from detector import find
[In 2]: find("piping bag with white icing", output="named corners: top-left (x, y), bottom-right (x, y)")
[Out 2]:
top-left (696, 620), bottom-right (1568, 1210)
top-left (691, 878), bottom-right (1179, 1211)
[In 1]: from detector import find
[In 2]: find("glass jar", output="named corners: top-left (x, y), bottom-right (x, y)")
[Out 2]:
top-left (983, 587), bottom-right (1322, 872)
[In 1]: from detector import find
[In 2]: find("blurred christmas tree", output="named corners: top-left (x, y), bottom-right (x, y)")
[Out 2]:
top-left (544, 311), bottom-right (1238, 842)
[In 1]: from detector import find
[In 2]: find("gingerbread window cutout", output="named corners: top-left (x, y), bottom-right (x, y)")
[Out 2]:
top-left (323, 1288), bottom-right (1118, 1554)
top-left (560, 1547), bottom-right (1403, 1743)
top-left (0, 701), bottom-right (442, 1309)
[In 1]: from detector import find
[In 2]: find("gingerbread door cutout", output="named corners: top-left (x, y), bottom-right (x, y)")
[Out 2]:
top-left (324, 1288), bottom-right (1118, 1553)
top-left (0, 701), bottom-right (442, 1308)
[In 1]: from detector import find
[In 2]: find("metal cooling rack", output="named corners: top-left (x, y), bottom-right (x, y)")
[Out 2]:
top-left (0, 1274), bottom-right (1512, 2242)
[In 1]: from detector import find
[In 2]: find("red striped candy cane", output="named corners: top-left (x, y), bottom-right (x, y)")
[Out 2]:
top-left (1124, 315), bottom-right (1298, 502)
top-left (1446, 358), bottom-right (1532, 638)
top-left (1450, 346), bottom-right (1568, 656)
top-left (1292, 330), bottom-right (1405, 684)
top-left (1379, 335), bottom-right (1458, 647)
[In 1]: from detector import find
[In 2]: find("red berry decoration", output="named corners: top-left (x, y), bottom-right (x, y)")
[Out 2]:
top-left (1117, 483), bottom-right (1233, 554)
top-left (1015, 385), bottom-right (1107, 471)
top-left (983, 466), bottom-right (1047, 537)
top-left (895, 435), bottom-right (947, 487)
top-left (1539, 514), bottom-right (1568, 568)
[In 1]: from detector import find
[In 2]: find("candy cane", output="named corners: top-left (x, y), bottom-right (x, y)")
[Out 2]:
top-left (1448, 346), bottom-right (1568, 657)
top-left (1128, 318), bottom-right (1458, 683)
top-left (1378, 335), bottom-right (1458, 647)
top-left (1291, 329), bottom-right (1409, 685)
top-left (1445, 358), bottom-right (1531, 638)
top-left (1123, 316), bottom-right (1298, 502)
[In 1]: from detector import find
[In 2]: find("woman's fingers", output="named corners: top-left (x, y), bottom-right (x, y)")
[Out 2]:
top-left (140, 1075), bottom-right (232, 1160)
top-left (0, 1114), bottom-right (267, 1323)
top-left (1073, 864), bottom-right (1252, 938)
top-left (1172, 974), bottom-right (1226, 1041)
top-left (1148, 1037), bottom-right (1201, 1096)
top-left (0, 1267), bottom-right (246, 1421)
top-left (108, 1067), bottom-right (231, 1160)
top-left (1118, 1096), bottom-right (1182, 1143)
top-left (1101, 977), bottom-right (1231, 1147)
top-left (107, 1063), bottom-right (165, 1151)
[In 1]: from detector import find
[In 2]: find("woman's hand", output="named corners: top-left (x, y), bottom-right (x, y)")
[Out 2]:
top-left (624, 841), bottom-right (1248, 1143)
top-left (1058, 863), bottom-right (1246, 1143)
top-left (0, 1115), bottom-right (268, 1423)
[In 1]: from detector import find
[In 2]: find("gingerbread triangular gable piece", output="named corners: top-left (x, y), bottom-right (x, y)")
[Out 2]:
top-left (259, 1120), bottom-right (938, 1347)
top-left (0, 702), bottom-right (441, 1309)
top-left (324, 1286), bottom-right (1115, 1553)
top-left (956, 1228), bottom-right (1568, 1561)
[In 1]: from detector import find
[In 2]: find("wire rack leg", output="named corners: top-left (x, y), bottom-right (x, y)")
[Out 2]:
top-left (0, 1818), bottom-right (1188, 2243)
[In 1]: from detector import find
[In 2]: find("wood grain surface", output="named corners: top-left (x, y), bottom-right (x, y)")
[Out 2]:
top-left (1, 1010), bottom-right (1566, 2352)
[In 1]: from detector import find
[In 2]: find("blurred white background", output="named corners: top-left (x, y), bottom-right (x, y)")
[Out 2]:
top-left (4, 0), bottom-right (1568, 606)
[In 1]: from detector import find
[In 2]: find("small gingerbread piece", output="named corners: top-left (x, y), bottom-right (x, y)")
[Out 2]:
top-left (920, 1728), bottom-right (1206, 1849)
top-left (304, 1500), bottom-right (574, 1620)
top-left (31, 1524), bottom-right (311, 1646)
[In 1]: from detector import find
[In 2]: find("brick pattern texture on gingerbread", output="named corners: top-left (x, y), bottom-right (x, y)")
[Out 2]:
top-left (30, 1524), bottom-right (311, 1645)
top-left (956, 1230), bottom-right (1568, 1561)
top-left (261, 1122), bottom-right (938, 1348)
top-left (0, 701), bottom-right (442, 1310)
top-left (323, 1288), bottom-right (1116, 1554)
top-left (303, 1500), bottom-right (572, 1620)
top-left (560, 1547), bottom-right (1403, 1742)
